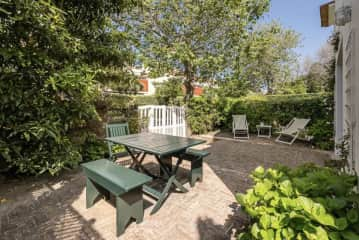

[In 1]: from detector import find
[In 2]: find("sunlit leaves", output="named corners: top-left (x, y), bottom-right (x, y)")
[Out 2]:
top-left (129, 0), bottom-right (270, 99)
top-left (0, 0), bottom-right (137, 175)
top-left (237, 165), bottom-right (359, 239)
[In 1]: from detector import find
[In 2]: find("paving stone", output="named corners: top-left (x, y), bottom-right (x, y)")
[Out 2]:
top-left (0, 137), bottom-right (328, 239)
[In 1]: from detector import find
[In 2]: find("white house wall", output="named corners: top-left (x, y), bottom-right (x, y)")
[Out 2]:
top-left (352, 0), bottom-right (359, 174)
top-left (335, 0), bottom-right (359, 174)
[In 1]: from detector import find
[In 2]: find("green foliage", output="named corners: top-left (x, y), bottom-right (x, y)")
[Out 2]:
top-left (133, 95), bottom-right (159, 106)
top-left (80, 134), bottom-right (107, 162)
top-left (0, 0), bottom-right (137, 175)
top-left (307, 120), bottom-right (334, 151)
top-left (226, 93), bottom-right (334, 150)
top-left (186, 94), bottom-right (224, 134)
top-left (106, 95), bottom-right (140, 134)
top-left (275, 79), bottom-right (307, 95)
top-left (235, 21), bottom-right (300, 94)
top-left (130, 0), bottom-right (270, 100)
top-left (187, 93), bottom-right (334, 150)
top-left (237, 165), bottom-right (359, 240)
top-left (154, 78), bottom-right (183, 105)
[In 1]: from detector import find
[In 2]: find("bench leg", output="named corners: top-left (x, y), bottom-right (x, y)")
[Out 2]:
top-left (86, 178), bottom-right (100, 208)
top-left (116, 187), bottom-right (144, 236)
top-left (86, 178), bottom-right (110, 208)
top-left (190, 158), bottom-right (203, 187)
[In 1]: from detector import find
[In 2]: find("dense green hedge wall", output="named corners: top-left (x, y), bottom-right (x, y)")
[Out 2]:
top-left (106, 95), bottom-right (140, 134)
top-left (133, 95), bottom-right (159, 106)
top-left (133, 95), bottom-right (184, 106)
top-left (187, 96), bottom-right (223, 134)
top-left (187, 93), bottom-right (334, 150)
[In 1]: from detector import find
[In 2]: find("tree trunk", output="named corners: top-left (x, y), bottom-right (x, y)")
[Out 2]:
top-left (184, 61), bottom-right (194, 103)
top-left (266, 78), bottom-right (273, 95)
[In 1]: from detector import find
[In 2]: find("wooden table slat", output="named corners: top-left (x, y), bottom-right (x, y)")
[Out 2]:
top-left (105, 133), bottom-right (205, 156)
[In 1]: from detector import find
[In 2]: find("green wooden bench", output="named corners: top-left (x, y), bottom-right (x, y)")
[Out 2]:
top-left (180, 148), bottom-right (210, 187)
top-left (81, 159), bottom-right (152, 236)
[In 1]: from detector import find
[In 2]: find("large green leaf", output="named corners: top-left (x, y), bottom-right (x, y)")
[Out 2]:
top-left (279, 180), bottom-right (294, 197)
top-left (341, 230), bottom-right (359, 240)
top-left (254, 179), bottom-right (273, 197)
top-left (260, 229), bottom-right (275, 240)
top-left (346, 209), bottom-right (358, 223)
top-left (303, 224), bottom-right (329, 240)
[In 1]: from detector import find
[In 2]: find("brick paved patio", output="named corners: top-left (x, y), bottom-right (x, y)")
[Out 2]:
top-left (0, 135), bottom-right (331, 240)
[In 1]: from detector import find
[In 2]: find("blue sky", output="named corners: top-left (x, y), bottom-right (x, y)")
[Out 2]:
top-left (262, 0), bottom-right (334, 62)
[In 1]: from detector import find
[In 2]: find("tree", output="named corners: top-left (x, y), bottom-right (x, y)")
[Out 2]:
top-left (299, 39), bottom-right (335, 93)
top-left (154, 78), bottom-right (183, 105)
top-left (238, 21), bottom-right (300, 94)
top-left (0, 0), bottom-right (139, 175)
top-left (130, 0), bottom-right (270, 102)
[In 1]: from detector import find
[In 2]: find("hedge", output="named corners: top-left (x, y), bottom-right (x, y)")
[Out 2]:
top-left (187, 93), bottom-right (334, 150)
top-left (133, 95), bottom-right (159, 106)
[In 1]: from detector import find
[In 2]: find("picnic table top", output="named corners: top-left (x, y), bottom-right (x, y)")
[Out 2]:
top-left (105, 133), bottom-right (206, 156)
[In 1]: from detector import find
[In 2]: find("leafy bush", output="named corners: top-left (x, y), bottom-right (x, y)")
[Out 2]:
top-left (107, 95), bottom-right (140, 134)
top-left (186, 95), bottom-right (224, 134)
top-left (80, 134), bottom-right (107, 162)
top-left (133, 95), bottom-right (159, 106)
top-left (187, 93), bottom-right (333, 150)
top-left (154, 77), bottom-right (183, 105)
top-left (0, 1), bottom-right (136, 175)
top-left (237, 164), bottom-right (359, 240)
top-left (308, 120), bottom-right (334, 150)
top-left (225, 93), bottom-right (334, 150)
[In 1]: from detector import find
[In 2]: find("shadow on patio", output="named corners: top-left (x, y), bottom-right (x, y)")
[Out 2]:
top-left (0, 136), bottom-right (331, 240)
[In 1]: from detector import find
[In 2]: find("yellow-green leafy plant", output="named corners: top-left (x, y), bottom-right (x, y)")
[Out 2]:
top-left (237, 164), bottom-right (359, 240)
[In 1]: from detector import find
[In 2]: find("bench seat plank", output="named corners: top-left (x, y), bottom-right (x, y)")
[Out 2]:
top-left (186, 148), bottom-right (210, 157)
top-left (82, 159), bottom-right (152, 196)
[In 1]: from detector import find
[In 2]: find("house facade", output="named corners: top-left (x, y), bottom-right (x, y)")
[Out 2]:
top-left (321, 0), bottom-right (359, 175)
top-left (132, 67), bottom-right (204, 96)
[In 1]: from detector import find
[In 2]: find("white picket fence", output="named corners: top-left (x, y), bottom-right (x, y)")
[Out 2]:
top-left (138, 105), bottom-right (186, 137)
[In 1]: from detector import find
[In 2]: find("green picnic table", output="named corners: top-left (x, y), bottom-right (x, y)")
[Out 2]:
top-left (105, 132), bottom-right (205, 214)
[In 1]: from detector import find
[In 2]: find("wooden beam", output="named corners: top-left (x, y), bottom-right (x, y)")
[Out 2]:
top-left (320, 1), bottom-right (335, 27)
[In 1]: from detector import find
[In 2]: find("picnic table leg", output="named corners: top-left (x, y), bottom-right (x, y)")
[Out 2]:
top-left (149, 155), bottom-right (188, 215)
top-left (159, 155), bottom-right (172, 178)
top-left (150, 175), bottom-right (175, 214)
top-left (125, 146), bottom-right (158, 178)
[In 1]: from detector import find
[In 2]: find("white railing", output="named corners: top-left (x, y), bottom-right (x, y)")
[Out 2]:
top-left (138, 105), bottom-right (186, 137)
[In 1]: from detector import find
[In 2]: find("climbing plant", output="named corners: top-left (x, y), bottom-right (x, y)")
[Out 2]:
top-left (0, 0), bottom-right (138, 175)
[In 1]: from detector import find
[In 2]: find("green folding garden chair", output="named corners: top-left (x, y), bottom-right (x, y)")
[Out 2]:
top-left (105, 123), bottom-right (130, 161)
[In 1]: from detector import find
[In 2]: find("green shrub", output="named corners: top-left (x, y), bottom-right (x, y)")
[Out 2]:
top-left (308, 120), bottom-right (334, 150)
top-left (225, 93), bottom-right (334, 150)
top-left (237, 164), bottom-right (359, 240)
top-left (0, 1), bottom-right (137, 175)
top-left (154, 77), bottom-right (183, 105)
top-left (187, 93), bottom-right (333, 150)
top-left (187, 95), bottom-right (224, 134)
top-left (80, 134), bottom-right (107, 162)
top-left (107, 95), bottom-right (140, 134)
top-left (133, 95), bottom-right (159, 106)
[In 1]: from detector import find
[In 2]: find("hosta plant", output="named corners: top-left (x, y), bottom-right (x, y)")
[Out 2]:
top-left (237, 164), bottom-right (359, 240)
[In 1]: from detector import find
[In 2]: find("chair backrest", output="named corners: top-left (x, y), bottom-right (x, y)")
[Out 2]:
top-left (284, 118), bottom-right (310, 134)
top-left (106, 123), bottom-right (130, 159)
top-left (232, 115), bottom-right (248, 129)
top-left (106, 123), bottom-right (130, 138)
